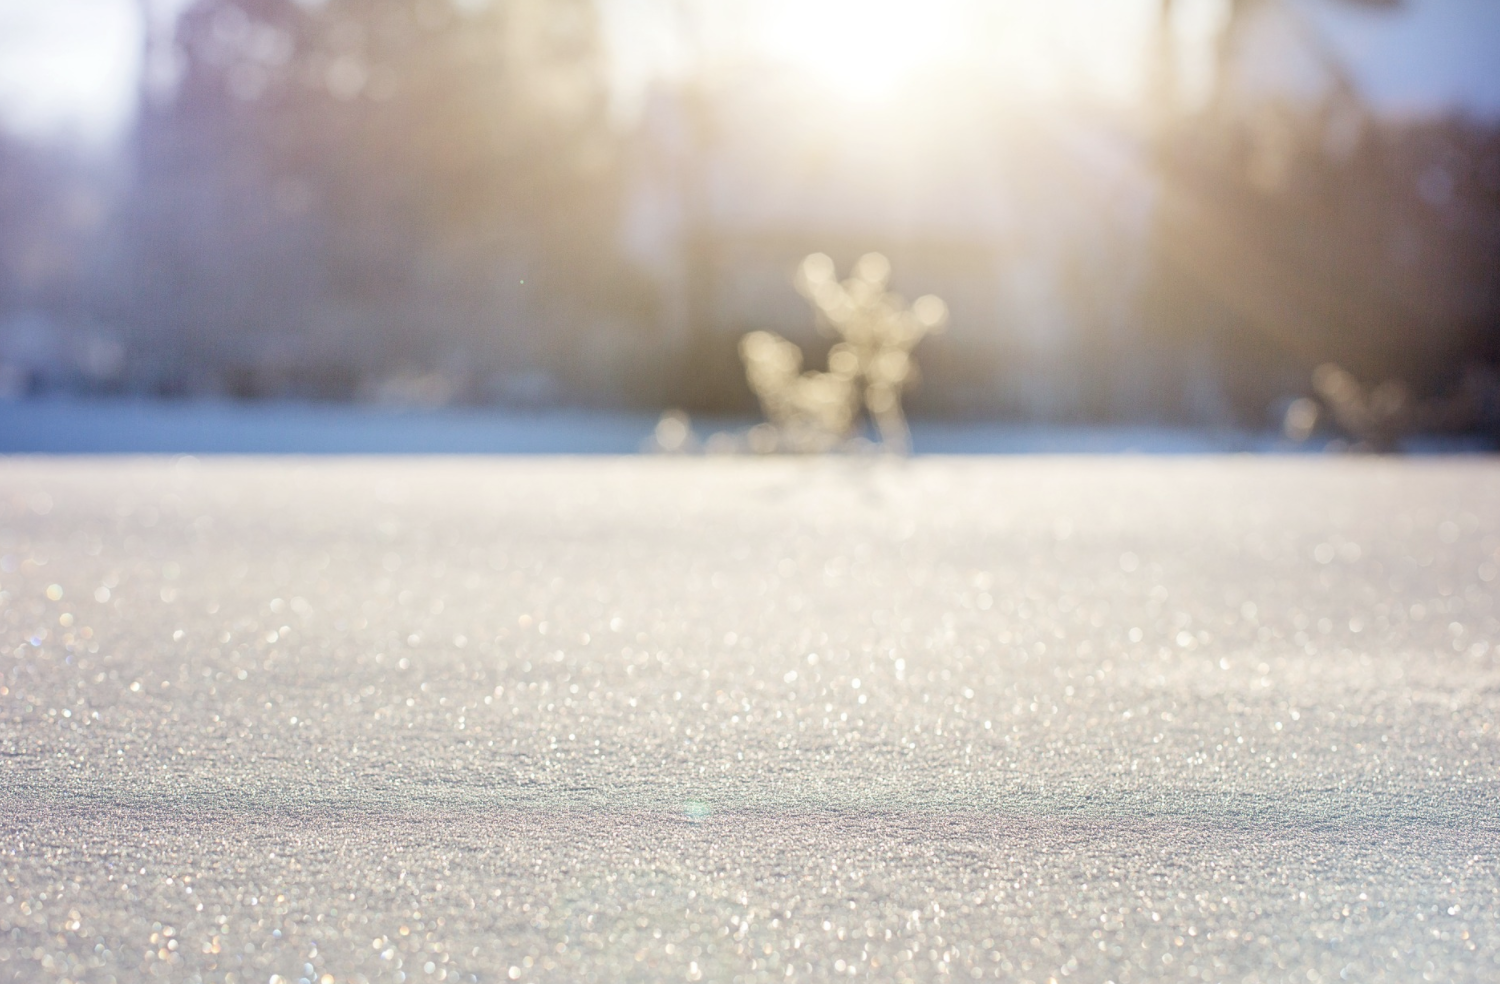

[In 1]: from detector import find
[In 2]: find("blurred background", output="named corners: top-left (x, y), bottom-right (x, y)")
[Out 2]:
top-left (1, 0), bottom-right (1498, 439)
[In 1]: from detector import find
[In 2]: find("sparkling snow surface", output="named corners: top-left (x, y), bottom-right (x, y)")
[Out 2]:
top-left (2, 457), bottom-right (1498, 984)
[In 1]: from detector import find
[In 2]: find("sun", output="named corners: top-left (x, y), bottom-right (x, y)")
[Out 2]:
top-left (754, 0), bottom-right (965, 100)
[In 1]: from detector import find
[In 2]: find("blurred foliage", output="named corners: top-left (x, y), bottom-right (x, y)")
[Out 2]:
top-left (740, 252), bottom-right (946, 453)
top-left (1284, 361), bottom-right (1500, 451)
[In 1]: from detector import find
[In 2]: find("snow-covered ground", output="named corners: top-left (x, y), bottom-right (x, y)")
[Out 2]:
top-left (2, 456), bottom-right (1497, 982)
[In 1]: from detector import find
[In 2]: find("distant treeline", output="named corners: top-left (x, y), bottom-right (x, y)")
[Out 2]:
top-left (2, 0), bottom-right (657, 405)
top-left (0, 0), bottom-right (1497, 433)
top-left (1143, 84), bottom-right (1500, 427)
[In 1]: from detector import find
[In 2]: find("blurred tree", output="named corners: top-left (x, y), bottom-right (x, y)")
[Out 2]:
top-left (0, 136), bottom-right (72, 319)
top-left (111, 0), bottom-right (641, 401)
top-left (0, 134), bottom-right (115, 394)
top-left (1141, 0), bottom-right (1500, 427)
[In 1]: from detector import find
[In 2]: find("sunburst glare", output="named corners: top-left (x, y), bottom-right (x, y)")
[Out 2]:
top-left (754, 0), bottom-right (965, 99)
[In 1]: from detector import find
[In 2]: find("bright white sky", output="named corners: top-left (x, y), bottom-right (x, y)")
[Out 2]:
top-left (598, 0), bottom-right (1173, 116)
top-left (1, 0), bottom-right (1496, 143)
top-left (0, 0), bottom-right (147, 141)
